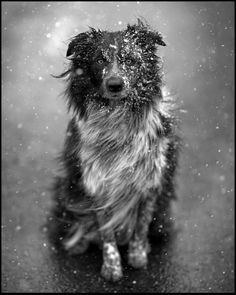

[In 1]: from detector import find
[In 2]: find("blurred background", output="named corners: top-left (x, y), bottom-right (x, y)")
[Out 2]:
top-left (2, 1), bottom-right (234, 293)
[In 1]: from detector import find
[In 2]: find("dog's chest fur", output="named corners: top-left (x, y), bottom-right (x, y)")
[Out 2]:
top-left (77, 102), bottom-right (169, 210)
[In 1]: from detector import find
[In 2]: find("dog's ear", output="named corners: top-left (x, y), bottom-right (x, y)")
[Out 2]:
top-left (136, 18), bottom-right (166, 46)
top-left (127, 20), bottom-right (166, 48)
top-left (66, 29), bottom-right (102, 58)
top-left (136, 30), bottom-right (166, 49)
top-left (66, 39), bottom-right (77, 58)
top-left (149, 31), bottom-right (166, 47)
top-left (66, 32), bottom-right (90, 58)
top-left (88, 26), bottom-right (102, 37)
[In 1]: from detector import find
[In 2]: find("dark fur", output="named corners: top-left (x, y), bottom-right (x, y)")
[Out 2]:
top-left (50, 19), bottom-right (180, 281)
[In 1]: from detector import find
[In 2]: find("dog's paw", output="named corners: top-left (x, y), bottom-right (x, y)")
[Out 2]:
top-left (101, 242), bottom-right (123, 282)
top-left (128, 239), bottom-right (149, 269)
top-left (128, 250), bottom-right (148, 269)
top-left (101, 261), bottom-right (123, 282)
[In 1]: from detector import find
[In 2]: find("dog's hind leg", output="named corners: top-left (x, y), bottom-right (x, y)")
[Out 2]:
top-left (128, 194), bottom-right (156, 269)
top-left (96, 211), bottom-right (123, 281)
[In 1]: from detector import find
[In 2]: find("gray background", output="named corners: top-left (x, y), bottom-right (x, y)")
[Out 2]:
top-left (2, 1), bottom-right (234, 293)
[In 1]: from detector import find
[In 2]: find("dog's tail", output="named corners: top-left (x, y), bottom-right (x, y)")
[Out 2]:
top-left (62, 217), bottom-right (100, 254)
top-left (47, 175), bottom-right (100, 254)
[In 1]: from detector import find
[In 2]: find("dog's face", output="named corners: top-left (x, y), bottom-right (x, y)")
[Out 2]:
top-left (65, 19), bottom-right (166, 109)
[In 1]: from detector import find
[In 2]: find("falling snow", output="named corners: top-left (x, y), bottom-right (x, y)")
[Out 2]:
top-left (2, 1), bottom-right (234, 293)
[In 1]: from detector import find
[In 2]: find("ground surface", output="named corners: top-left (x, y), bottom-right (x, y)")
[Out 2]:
top-left (2, 2), bottom-right (234, 293)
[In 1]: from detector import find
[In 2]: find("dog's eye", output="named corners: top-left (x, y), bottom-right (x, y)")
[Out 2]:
top-left (97, 59), bottom-right (105, 65)
top-left (125, 58), bottom-right (135, 65)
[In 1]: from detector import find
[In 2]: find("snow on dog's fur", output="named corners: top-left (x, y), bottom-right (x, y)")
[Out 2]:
top-left (50, 19), bottom-right (180, 281)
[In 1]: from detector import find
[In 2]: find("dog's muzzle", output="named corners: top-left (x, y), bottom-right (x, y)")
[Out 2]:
top-left (106, 76), bottom-right (124, 95)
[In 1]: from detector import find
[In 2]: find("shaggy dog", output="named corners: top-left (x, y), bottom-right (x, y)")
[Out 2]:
top-left (51, 19), bottom-right (179, 281)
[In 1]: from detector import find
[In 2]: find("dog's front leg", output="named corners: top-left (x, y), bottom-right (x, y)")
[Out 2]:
top-left (128, 194), bottom-right (156, 269)
top-left (97, 211), bottom-right (123, 281)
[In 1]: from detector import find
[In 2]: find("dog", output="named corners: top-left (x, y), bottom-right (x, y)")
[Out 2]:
top-left (50, 19), bottom-right (180, 282)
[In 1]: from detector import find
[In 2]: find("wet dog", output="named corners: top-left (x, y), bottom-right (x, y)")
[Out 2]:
top-left (51, 19), bottom-right (179, 281)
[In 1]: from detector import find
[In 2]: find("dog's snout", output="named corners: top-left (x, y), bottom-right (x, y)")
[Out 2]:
top-left (106, 77), bottom-right (124, 93)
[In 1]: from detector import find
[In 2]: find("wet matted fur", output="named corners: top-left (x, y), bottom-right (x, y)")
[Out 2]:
top-left (50, 19), bottom-right (180, 281)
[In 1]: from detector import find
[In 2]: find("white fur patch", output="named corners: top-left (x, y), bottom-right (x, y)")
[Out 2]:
top-left (104, 242), bottom-right (120, 258)
top-left (80, 106), bottom-right (168, 192)
top-left (77, 99), bottom-right (172, 230)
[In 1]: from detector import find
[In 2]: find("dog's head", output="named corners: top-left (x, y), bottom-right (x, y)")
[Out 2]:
top-left (62, 19), bottom-right (166, 112)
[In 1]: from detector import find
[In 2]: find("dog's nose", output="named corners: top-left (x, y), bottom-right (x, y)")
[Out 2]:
top-left (106, 77), bottom-right (124, 93)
